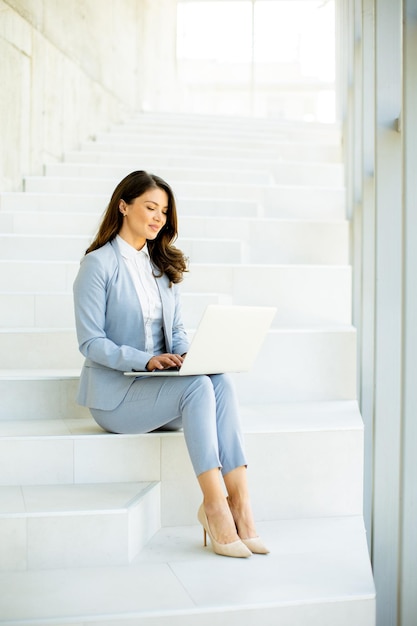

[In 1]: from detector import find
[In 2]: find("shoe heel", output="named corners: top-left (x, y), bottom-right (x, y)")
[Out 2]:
top-left (203, 527), bottom-right (207, 547)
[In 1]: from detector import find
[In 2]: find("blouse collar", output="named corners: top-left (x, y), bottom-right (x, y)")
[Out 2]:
top-left (116, 235), bottom-right (150, 260)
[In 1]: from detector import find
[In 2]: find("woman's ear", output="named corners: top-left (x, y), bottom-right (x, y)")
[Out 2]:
top-left (119, 200), bottom-right (127, 215)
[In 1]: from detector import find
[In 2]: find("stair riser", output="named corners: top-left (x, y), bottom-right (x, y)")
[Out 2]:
top-left (117, 114), bottom-right (341, 131)
top-left (0, 265), bottom-right (351, 328)
top-left (43, 164), bottom-right (271, 186)
top-left (0, 260), bottom-right (74, 292)
top-left (0, 293), bottom-right (229, 330)
top-left (0, 193), bottom-right (259, 217)
top-left (0, 484), bottom-right (160, 570)
top-left (184, 265), bottom-right (352, 326)
top-left (69, 140), bottom-right (343, 162)
top-left (0, 236), bottom-right (243, 264)
top-left (1, 189), bottom-right (345, 219)
top-left (106, 119), bottom-right (342, 136)
top-left (81, 601), bottom-right (374, 626)
top-left (0, 434), bottom-right (161, 485)
top-left (160, 428), bottom-right (364, 526)
top-left (23, 177), bottom-right (345, 210)
top-left (233, 329), bottom-right (356, 403)
top-left (0, 331), bottom-right (83, 369)
top-left (44, 162), bottom-right (344, 188)
top-left (0, 428), bottom-right (362, 520)
top-left (0, 214), bottom-right (350, 265)
top-left (0, 377), bottom-right (88, 420)
top-left (0, 330), bottom-right (356, 401)
top-left (93, 131), bottom-right (341, 148)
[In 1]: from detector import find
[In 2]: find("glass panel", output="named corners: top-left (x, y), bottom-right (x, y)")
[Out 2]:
top-left (254, 1), bottom-right (335, 80)
top-left (177, 1), bottom-right (252, 62)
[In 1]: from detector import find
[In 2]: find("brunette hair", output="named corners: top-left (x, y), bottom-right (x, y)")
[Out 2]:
top-left (85, 170), bottom-right (187, 284)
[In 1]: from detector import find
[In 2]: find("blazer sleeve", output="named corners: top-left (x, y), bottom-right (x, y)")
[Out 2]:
top-left (170, 282), bottom-right (190, 356)
top-left (73, 251), bottom-right (153, 372)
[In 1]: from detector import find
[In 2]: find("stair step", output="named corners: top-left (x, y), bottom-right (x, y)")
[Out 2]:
top-left (0, 368), bottom-right (86, 419)
top-left (0, 327), bottom-right (356, 402)
top-left (44, 163), bottom-right (272, 185)
top-left (67, 140), bottom-right (342, 163)
top-left (0, 192), bottom-right (260, 217)
top-left (108, 116), bottom-right (342, 139)
top-left (0, 234), bottom-right (243, 264)
top-left (0, 107), bottom-right (374, 625)
top-left (0, 264), bottom-right (351, 328)
top-left (181, 218), bottom-right (350, 264)
top-left (0, 481), bottom-right (160, 570)
top-left (92, 132), bottom-right (339, 151)
top-left (22, 176), bottom-right (345, 216)
top-left (0, 516), bottom-right (375, 626)
top-left (0, 212), bottom-right (350, 264)
top-left (233, 326), bottom-right (356, 403)
top-left (184, 264), bottom-right (352, 326)
top-left (0, 188), bottom-right (344, 219)
top-left (0, 329), bottom-right (83, 369)
top-left (0, 402), bottom-right (364, 521)
top-left (44, 162), bottom-right (344, 188)
top-left (0, 292), bottom-right (228, 329)
top-left (124, 110), bottom-right (341, 130)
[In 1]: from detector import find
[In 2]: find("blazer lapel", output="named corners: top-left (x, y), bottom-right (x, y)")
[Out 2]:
top-left (154, 270), bottom-right (173, 353)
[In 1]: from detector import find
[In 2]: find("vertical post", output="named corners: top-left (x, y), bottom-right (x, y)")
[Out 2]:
top-left (360, 0), bottom-right (376, 551)
top-left (372, 0), bottom-right (403, 624)
top-left (399, 2), bottom-right (417, 624)
top-left (250, 0), bottom-right (255, 116)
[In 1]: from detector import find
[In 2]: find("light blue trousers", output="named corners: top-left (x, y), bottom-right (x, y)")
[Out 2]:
top-left (90, 373), bottom-right (247, 477)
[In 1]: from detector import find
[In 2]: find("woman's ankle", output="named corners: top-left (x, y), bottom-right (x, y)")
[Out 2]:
top-left (227, 497), bottom-right (257, 539)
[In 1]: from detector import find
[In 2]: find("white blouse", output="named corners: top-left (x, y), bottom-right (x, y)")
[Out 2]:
top-left (116, 235), bottom-right (165, 354)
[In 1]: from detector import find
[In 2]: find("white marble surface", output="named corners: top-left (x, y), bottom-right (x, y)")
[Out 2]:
top-left (0, 517), bottom-right (375, 625)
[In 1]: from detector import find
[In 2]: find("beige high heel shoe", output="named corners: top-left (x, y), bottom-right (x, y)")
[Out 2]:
top-left (226, 497), bottom-right (270, 554)
top-left (240, 537), bottom-right (270, 555)
top-left (197, 504), bottom-right (252, 558)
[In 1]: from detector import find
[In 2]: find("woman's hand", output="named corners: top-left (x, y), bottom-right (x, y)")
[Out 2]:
top-left (146, 353), bottom-right (185, 371)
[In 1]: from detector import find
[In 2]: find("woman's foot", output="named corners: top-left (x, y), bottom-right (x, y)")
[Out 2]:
top-left (227, 496), bottom-right (258, 539)
top-left (203, 498), bottom-right (241, 545)
top-left (227, 496), bottom-right (269, 554)
top-left (197, 502), bottom-right (251, 558)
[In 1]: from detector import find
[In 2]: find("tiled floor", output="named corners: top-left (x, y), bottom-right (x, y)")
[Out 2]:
top-left (0, 517), bottom-right (375, 625)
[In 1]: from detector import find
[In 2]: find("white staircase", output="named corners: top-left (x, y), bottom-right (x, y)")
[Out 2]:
top-left (0, 113), bottom-right (375, 625)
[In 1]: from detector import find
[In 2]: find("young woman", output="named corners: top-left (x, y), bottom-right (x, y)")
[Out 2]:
top-left (73, 170), bottom-right (268, 558)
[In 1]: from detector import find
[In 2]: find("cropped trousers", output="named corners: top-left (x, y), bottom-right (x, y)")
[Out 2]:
top-left (90, 373), bottom-right (247, 477)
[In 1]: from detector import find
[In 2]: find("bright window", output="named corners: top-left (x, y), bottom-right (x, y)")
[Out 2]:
top-left (177, 0), bottom-right (335, 80)
top-left (177, 1), bottom-right (253, 62)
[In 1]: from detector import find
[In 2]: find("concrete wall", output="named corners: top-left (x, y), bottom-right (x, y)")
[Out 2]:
top-left (0, 0), bottom-right (144, 191)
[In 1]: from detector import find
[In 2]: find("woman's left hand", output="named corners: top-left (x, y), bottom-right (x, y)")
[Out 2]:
top-left (146, 353), bottom-right (185, 371)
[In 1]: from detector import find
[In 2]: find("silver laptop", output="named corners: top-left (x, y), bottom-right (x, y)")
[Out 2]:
top-left (124, 304), bottom-right (276, 377)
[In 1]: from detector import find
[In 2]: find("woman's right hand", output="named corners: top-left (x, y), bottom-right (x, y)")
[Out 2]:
top-left (146, 353), bottom-right (185, 371)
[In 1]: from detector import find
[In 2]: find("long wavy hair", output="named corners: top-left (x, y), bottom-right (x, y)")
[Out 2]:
top-left (85, 171), bottom-right (187, 284)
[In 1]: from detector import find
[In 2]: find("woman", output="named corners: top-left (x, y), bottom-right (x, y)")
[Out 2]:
top-left (73, 170), bottom-right (268, 558)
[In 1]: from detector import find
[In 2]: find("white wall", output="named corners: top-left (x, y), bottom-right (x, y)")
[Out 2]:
top-left (0, 0), bottom-right (145, 191)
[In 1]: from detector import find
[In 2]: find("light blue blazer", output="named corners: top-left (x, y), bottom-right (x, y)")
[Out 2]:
top-left (73, 240), bottom-right (190, 410)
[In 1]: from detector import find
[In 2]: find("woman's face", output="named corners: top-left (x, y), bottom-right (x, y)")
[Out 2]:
top-left (118, 187), bottom-right (168, 250)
